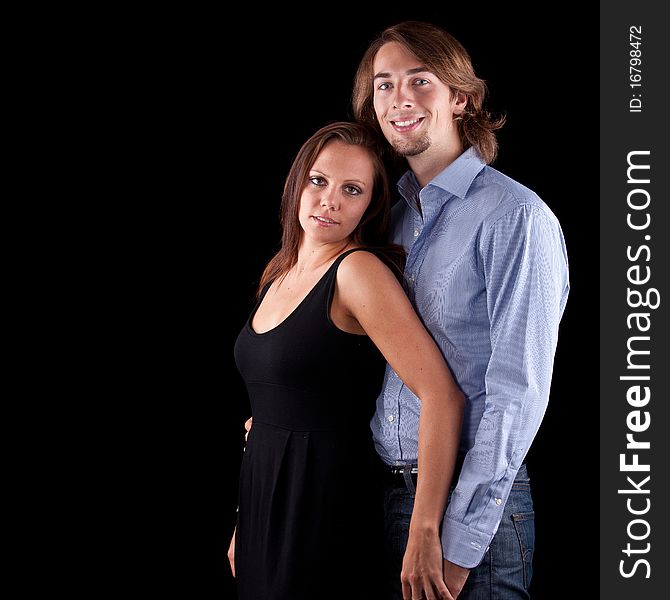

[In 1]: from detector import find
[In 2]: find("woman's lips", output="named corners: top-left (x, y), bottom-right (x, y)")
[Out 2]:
top-left (312, 215), bottom-right (339, 227)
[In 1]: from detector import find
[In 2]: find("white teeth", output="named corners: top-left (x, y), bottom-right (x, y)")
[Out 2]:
top-left (394, 119), bottom-right (420, 127)
top-left (315, 216), bottom-right (335, 223)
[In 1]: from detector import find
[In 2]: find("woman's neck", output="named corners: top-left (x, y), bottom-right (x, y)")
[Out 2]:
top-left (294, 239), bottom-right (353, 275)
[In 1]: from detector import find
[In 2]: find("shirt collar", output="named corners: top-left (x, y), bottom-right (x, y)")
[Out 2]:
top-left (397, 146), bottom-right (486, 206)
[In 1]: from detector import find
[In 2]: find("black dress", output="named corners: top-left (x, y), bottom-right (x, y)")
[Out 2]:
top-left (234, 249), bottom-right (386, 600)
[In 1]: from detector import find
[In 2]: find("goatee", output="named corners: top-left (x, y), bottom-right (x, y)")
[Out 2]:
top-left (391, 133), bottom-right (431, 157)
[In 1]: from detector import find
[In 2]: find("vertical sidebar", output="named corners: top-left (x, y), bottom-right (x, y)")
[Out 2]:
top-left (600, 2), bottom-right (668, 598)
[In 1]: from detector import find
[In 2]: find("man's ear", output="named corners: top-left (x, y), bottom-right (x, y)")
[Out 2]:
top-left (452, 91), bottom-right (468, 115)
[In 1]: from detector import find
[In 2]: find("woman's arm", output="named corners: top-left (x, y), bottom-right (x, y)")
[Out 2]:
top-left (336, 251), bottom-right (465, 598)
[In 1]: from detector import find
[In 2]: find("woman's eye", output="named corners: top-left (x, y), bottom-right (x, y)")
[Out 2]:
top-left (344, 185), bottom-right (362, 196)
top-left (309, 176), bottom-right (326, 186)
top-left (377, 82), bottom-right (391, 91)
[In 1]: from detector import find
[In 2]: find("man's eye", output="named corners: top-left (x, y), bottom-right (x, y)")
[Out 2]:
top-left (378, 82), bottom-right (391, 91)
top-left (414, 78), bottom-right (429, 86)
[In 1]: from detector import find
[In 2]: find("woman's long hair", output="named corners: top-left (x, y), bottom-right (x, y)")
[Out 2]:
top-left (258, 121), bottom-right (405, 295)
top-left (352, 21), bottom-right (505, 165)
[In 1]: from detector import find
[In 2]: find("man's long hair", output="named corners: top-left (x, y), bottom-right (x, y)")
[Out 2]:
top-left (352, 21), bottom-right (505, 165)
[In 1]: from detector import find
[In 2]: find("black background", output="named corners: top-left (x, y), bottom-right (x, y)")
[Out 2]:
top-left (131, 6), bottom-right (599, 598)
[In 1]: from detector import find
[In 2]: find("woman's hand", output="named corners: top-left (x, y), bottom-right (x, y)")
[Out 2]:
top-left (401, 526), bottom-right (454, 600)
top-left (443, 559), bottom-right (470, 599)
top-left (227, 527), bottom-right (236, 577)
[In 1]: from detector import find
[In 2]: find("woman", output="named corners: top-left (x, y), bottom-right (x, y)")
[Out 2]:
top-left (230, 122), bottom-right (464, 599)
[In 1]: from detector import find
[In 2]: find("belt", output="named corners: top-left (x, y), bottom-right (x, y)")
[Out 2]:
top-left (381, 463), bottom-right (418, 487)
top-left (380, 458), bottom-right (465, 487)
top-left (386, 465), bottom-right (418, 475)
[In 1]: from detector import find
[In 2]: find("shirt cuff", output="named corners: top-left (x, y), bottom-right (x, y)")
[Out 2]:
top-left (440, 517), bottom-right (494, 569)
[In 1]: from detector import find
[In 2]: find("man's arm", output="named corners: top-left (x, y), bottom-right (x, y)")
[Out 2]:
top-left (441, 202), bottom-right (569, 569)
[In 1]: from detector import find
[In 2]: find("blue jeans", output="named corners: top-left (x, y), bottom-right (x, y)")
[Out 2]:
top-left (383, 465), bottom-right (534, 599)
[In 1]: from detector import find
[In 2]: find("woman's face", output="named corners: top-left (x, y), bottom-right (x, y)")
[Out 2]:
top-left (298, 140), bottom-right (376, 245)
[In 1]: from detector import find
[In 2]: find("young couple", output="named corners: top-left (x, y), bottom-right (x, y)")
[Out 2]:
top-left (229, 21), bottom-right (569, 600)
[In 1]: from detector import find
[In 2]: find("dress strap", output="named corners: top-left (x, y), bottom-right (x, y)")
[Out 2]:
top-left (323, 248), bottom-right (378, 320)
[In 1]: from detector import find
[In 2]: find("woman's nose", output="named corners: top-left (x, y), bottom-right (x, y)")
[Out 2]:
top-left (320, 189), bottom-right (339, 210)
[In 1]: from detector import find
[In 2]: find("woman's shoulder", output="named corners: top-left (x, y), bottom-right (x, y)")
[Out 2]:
top-left (336, 247), bottom-right (400, 290)
top-left (338, 247), bottom-right (389, 270)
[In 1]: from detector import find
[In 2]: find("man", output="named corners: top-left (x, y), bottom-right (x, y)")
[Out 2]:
top-left (352, 22), bottom-right (570, 599)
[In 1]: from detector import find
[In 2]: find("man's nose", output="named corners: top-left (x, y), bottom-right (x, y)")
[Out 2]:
top-left (392, 83), bottom-right (414, 109)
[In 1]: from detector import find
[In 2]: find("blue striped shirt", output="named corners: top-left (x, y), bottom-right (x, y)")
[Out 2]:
top-left (371, 147), bottom-right (570, 568)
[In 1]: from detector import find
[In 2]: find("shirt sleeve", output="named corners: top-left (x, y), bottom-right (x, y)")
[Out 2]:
top-left (440, 202), bottom-right (569, 568)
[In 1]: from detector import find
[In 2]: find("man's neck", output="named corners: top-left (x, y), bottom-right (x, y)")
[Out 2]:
top-left (406, 140), bottom-right (464, 188)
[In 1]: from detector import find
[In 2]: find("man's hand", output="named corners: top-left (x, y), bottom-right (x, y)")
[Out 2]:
top-left (443, 559), bottom-right (470, 599)
top-left (244, 417), bottom-right (253, 442)
top-left (227, 527), bottom-right (236, 577)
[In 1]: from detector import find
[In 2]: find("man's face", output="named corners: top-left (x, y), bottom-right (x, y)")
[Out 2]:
top-left (372, 42), bottom-right (463, 157)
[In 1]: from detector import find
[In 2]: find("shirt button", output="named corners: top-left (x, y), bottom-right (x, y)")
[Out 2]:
top-left (408, 274), bottom-right (416, 284)
top-left (413, 228), bottom-right (419, 237)
top-left (495, 498), bottom-right (502, 505)
top-left (387, 415), bottom-right (395, 422)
